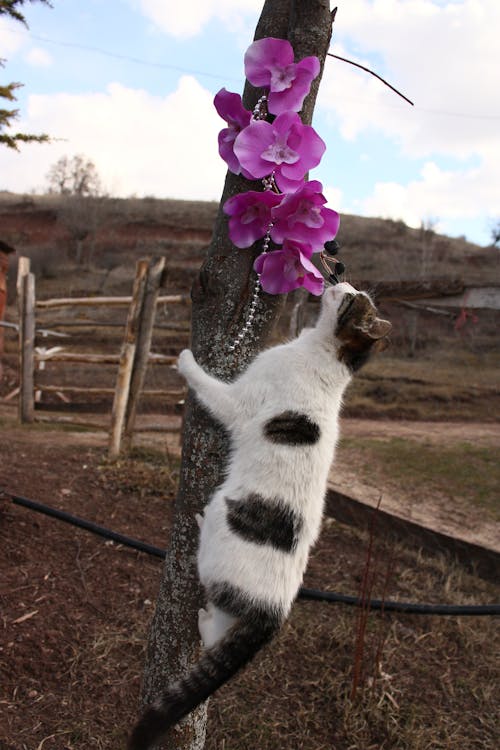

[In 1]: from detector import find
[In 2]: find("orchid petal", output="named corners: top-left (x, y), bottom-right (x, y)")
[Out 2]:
top-left (214, 88), bottom-right (251, 129)
top-left (244, 38), bottom-right (294, 88)
top-left (214, 88), bottom-right (252, 175)
top-left (267, 56), bottom-right (321, 114)
top-left (236, 112), bottom-right (325, 187)
top-left (270, 181), bottom-right (340, 249)
top-left (254, 240), bottom-right (324, 296)
top-left (233, 120), bottom-right (276, 179)
top-left (224, 190), bottom-right (281, 248)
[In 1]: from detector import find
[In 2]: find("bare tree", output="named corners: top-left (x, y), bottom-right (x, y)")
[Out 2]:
top-left (46, 154), bottom-right (107, 264)
top-left (46, 154), bottom-right (102, 197)
top-left (138, 2), bottom-right (335, 749)
top-left (491, 220), bottom-right (500, 248)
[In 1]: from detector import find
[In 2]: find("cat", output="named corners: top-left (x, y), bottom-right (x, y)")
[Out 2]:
top-left (128, 282), bottom-right (391, 750)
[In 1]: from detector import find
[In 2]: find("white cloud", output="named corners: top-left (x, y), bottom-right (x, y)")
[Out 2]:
top-left (25, 47), bottom-right (53, 67)
top-left (321, 0), bottom-right (500, 157)
top-left (138, 0), bottom-right (261, 38)
top-left (318, 0), bottom-right (500, 240)
top-left (0, 76), bottom-right (227, 200)
top-left (322, 184), bottom-right (343, 213)
top-left (360, 159), bottom-right (499, 231)
top-left (0, 17), bottom-right (26, 57)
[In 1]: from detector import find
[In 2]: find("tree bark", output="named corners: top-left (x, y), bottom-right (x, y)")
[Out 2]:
top-left (140, 3), bottom-right (334, 749)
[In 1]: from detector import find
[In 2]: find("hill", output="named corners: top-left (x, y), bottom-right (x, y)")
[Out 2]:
top-left (1, 190), bottom-right (498, 292)
top-left (1, 191), bottom-right (499, 424)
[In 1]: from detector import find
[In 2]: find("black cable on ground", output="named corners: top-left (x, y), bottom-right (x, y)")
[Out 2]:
top-left (3, 490), bottom-right (500, 617)
top-left (6, 491), bottom-right (166, 559)
top-left (298, 588), bottom-right (500, 616)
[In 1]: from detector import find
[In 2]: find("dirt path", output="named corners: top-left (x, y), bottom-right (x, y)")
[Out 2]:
top-left (330, 418), bottom-right (500, 553)
top-left (341, 418), bottom-right (500, 446)
top-left (1, 405), bottom-right (498, 553)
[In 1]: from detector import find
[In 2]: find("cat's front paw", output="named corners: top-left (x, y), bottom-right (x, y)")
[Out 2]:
top-left (177, 349), bottom-right (195, 379)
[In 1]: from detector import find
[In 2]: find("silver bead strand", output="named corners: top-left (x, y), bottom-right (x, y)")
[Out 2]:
top-left (228, 220), bottom-right (274, 352)
top-left (228, 99), bottom-right (276, 352)
top-left (252, 94), bottom-right (268, 121)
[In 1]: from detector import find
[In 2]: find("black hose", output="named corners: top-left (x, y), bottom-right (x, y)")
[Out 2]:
top-left (7, 492), bottom-right (166, 559)
top-left (3, 490), bottom-right (500, 617)
top-left (298, 588), bottom-right (500, 616)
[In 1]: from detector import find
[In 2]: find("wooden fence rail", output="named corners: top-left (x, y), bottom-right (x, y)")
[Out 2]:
top-left (35, 293), bottom-right (188, 309)
top-left (33, 352), bottom-right (177, 365)
top-left (36, 385), bottom-right (184, 398)
top-left (30, 321), bottom-right (190, 332)
top-left (16, 256), bottom-right (187, 457)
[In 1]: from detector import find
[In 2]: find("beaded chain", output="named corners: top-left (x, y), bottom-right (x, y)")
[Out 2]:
top-left (229, 94), bottom-right (275, 352)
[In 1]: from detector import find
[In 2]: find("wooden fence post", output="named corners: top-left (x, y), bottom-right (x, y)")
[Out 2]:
top-left (16, 256), bottom-right (31, 295)
top-left (12, 256), bottom-right (180, 436)
top-left (17, 258), bottom-right (35, 423)
top-left (0, 241), bottom-right (16, 374)
top-left (108, 259), bottom-right (149, 459)
top-left (123, 257), bottom-right (166, 449)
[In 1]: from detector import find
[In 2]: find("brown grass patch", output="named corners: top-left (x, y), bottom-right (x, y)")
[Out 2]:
top-left (1, 431), bottom-right (498, 750)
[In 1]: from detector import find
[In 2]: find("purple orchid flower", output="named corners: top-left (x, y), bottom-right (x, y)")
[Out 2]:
top-left (224, 190), bottom-right (282, 248)
top-left (254, 239), bottom-right (324, 296)
top-left (233, 110), bottom-right (325, 193)
top-left (244, 37), bottom-right (320, 115)
top-left (270, 180), bottom-right (340, 250)
top-left (214, 88), bottom-right (252, 176)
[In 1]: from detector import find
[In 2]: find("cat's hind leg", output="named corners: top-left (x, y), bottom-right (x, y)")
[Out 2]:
top-left (198, 603), bottom-right (237, 649)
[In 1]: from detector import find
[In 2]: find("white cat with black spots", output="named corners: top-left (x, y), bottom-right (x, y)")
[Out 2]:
top-left (128, 282), bottom-right (391, 750)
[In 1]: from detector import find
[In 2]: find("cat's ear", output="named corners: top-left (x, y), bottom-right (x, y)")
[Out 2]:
top-left (358, 317), bottom-right (392, 340)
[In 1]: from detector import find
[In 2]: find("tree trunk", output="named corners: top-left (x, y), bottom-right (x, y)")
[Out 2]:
top-left (139, 3), bottom-right (334, 748)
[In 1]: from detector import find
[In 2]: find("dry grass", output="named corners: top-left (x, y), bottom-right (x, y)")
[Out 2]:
top-left (1, 192), bottom-right (499, 749)
top-left (335, 212), bottom-right (498, 284)
top-left (344, 350), bottom-right (500, 422)
top-left (339, 436), bottom-right (500, 522)
top-left (98, 446), bottom-right (181, 499)
top-left (204, 521), bottom-right (499, 750)
top-left (1, 431), bottom-right (499, 750)
top-left (362, 350), bottom-right (500, 390)
top-left (2, 192), bottom-right (498, 285)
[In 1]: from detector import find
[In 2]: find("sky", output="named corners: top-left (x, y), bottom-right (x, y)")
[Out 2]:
top-left (0, 0), bottom-right (499, 247)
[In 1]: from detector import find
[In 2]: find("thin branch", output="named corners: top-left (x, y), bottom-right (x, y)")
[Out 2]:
top-left (327, 52), bottom-right (414, 106)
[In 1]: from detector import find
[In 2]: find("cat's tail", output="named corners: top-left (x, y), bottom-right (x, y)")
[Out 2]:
top-left (127, 609), bottom-right (281, 750)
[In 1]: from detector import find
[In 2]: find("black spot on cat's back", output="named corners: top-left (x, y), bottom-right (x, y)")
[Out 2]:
top-left (226, 494), bottom-right (303, 553)
top-left (264, 411), bottom-right (320, 446)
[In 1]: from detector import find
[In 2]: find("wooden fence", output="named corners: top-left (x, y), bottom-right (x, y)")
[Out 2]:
top-left (16, 256), bottom-right (190, 457)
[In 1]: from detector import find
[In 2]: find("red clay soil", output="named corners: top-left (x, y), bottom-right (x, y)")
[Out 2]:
top-left (0, 425), bottom-right (499, 750)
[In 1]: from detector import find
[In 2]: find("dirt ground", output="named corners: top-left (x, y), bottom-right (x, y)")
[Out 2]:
top-left (1, 418), bottom-right (499, 750)
top-left (2, 405), bottom-right (497, 551)
top-left (0, 414), bottom-right (499, 750)
top-left (333, 418), bottom-right (500, 552)
top-left (2, 192), bottom-right (499, 749)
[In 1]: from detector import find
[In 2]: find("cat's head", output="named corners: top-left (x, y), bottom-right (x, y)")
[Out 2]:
top-left (319, 282), bottom-right (392, 372)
